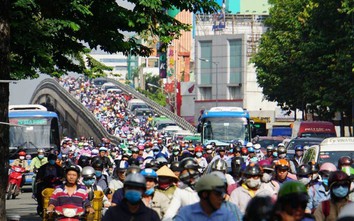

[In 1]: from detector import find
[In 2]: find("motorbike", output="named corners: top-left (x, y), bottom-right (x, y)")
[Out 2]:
top-left (6, 165), bottom-right (26, 200)
top-left (48, 204), bottom-right (85, 221)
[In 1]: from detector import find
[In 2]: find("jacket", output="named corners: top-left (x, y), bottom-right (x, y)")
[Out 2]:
top-left (102, 199), bottom-right (160, 221)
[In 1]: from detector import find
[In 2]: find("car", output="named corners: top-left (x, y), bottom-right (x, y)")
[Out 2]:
top-left (285, 137), bottom-right (324, 158)
top-left (253, 136), bottom-right (286, 148)
top-left (301, 137), bottom-right (354, 167)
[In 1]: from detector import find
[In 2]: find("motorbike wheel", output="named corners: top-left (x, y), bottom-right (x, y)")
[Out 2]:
top-left (12, 184), bottom-right (17, 199)
top-left (6, 183), bottom-right (13, 200)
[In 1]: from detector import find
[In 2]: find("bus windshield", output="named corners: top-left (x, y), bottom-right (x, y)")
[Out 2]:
top-left (9, 117), bottom-right (53, 149)
top-left (203, 117), bottom-right (249, 143)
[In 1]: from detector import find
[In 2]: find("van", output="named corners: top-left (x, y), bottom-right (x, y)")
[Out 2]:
top-left (101, 82), bottom-right (119, 92)
top-left (93, 78), bottom-right (108, 87)
top-left (302, 137), bottom-right (354, 166)
top-left (106, 88), bottom-right (122, 94)
top-left (127, 99), bottom-right (149, 113)
top-left (291, 121), bottom-right (336, 138)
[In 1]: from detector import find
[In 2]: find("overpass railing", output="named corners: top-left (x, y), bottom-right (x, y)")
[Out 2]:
top-left (30, 78), bottom-right (121, 145)
top-left (106, 79), bottom-right (197, 133)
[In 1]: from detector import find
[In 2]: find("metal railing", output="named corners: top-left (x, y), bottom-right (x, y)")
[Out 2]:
top-left (106, 79), bottom-right (197, 133)
top-left (30, 78), bottom-right (121, 145)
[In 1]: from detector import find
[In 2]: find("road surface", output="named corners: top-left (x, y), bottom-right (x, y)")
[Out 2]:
top-left (6, 188), bottom-right (41, 221)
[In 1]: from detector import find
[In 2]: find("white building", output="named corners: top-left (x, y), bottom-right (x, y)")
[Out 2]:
top-left (193, 13), bottom-right (278, 123)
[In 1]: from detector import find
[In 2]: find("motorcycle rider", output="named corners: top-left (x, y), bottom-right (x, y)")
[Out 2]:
top-left (30, 149), bottom-right (48, 199)
top-left (36, 153), bottom-right (64, 216)
top-left (47, 165), bottom-right (95, 216)
top-left (11, 151), bottom-right (30, 170)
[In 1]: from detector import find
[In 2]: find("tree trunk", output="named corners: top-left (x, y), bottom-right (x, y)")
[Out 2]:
top-left (0, 0), bottom-right (10, 220)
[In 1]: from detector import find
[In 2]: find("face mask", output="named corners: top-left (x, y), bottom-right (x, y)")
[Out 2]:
top-left (145, 148), bottom-right (151, 153)
top-left (125, 190), bottom-right (142, 204)
top-left (196, 152), bottom-right (203, 158)
top-left (84, 146), bottom-right (89, 150)
top-left (273, 152), bottom-right (278, 157)
top-left (332, 186), bottom-right (349, 198)
top-left (49, 160), bottom-right (56, 165)
top-left (83, 178), bottom-right (95, 186)
top-left (279, 153), bottom-right (286, 159)
top-left (38, 154), bottom-right (44, 159)
top-left (299, 177), bottom-right (311, 186)
top-left (19, 156), bottom-right (25, 160)
top-left (145, 188), bottom-right (155, 196)
top-left (159, 182), bottom-right (171, 190)
top-left (173, 151), bottom-right (179, 156)
top-left (95, 170), bottom-right (102, 178)
top-left (206, 150), bottom-right (212, 154)
top-left (322, 178), bottom-right (329, 186)
top-left (246, 178), bottom-right (261, 189)
top-left (262, 173), bottom-right (272, 183)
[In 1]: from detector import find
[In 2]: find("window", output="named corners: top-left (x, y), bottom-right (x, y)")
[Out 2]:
top-left (229, 40), bottom-right (242, 84)
top-left (200, 87), bottom-right (212, 100)
top-left (100, 58), bottom-right (127, 63)
top-left (200, 41), bottom-right (212, 85)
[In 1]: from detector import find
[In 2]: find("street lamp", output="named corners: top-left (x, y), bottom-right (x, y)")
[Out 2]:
top-left (147, 83), bottom-right (163, 93)
top-left (199, 58), bottom-right (219, 107)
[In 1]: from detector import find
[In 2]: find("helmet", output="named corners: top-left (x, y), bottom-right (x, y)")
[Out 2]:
top-left (99, 147), bottom-right (107, 152)
top-left (124, 173), bottom-right (146, 189)
top-left (278, 181), bottom-right (307, 198)
top-left (18, 151), bottom-right (26, 156)
top-left (116, 160), bottom-right (129, 171)
top-left (294, 145), bottom-right (303, 151)
top-left (38, 149), bottom-right (45, 154)
top-left (278, 143), bottom-right (285, 147)
top-left (126, 165), bottom-right (141, 175)
top-left (254, 144), bottom-right (261, 150)
top-left (205, 145), bottom-right (213, 150)
top-left (131, 147), bottom-right (139, 153)
top-left (170, 161), bottom-right (182, 172)
top-left (243, 163), bottom-right (262, 176)
top-left (195, 174), bottom-right (225, 193)
top-left (179, 157), bottom-right (199, 170)
top-left (247, 147), bottom-right (255, 153)
top-left (233, 146), bottom-right (241, 153)
top-left (82, 166), bottom-right (95, 179)
top-left (319, 162), bottom-right (337, 172)
top-left (328, 171), bottom-right (350, 188)
top-left (258, 160), bottom-right (274, 171)
top-left (296, 164), bottom-right (311, 177)
top-left (241, 147), bottom-right (248, 155)
top-left (338, 156), bottom-right (352, 168)
top-left (145, 159), bottom-right (158, 170)
top-left (210, 159), bottom-right (228, 173)
top-left (218, 146), bottom-right (226, 152)
top-left (308, 161), bottom-right (320, 174)
top-left (91, 159), bottom-right (104, 170)
top-left (246, 142), bottom-right (253, 148)
top-left (275, 159), bottom-right (290, 170)
top-left (266, 145), bottom-right (274, 151)
top-left (65, 165), bottom-right (81, 176)
top-left (78, 156), bottom-right (90, 168)
top-left (141, 168), bottom-right (158, 180)
top-left (277, 146), bottom-right (286, 154)
top-left (195, 146), bottom-right (203, 153)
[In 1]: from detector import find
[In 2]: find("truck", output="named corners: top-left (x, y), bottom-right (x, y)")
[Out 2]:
top-left (198, 107), bottom-right (252, 146)
top-left (291, 121), bottom-right (336, 138)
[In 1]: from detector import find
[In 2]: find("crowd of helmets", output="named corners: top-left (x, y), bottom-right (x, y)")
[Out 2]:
top-left (47, 76), bottom-right (354, 220)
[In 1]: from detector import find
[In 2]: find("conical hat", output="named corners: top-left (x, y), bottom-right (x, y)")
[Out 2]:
top-left (156, 165), bottom-right (178, 180)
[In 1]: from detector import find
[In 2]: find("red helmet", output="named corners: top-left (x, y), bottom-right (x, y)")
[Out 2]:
top-left (18, 151), bottom-right (26, 156)
top-left (258, 160), bottom-right (274, 171)
top-left (241, 147), bottom-right (248, 155)
top-left (195, 146), bottom-right (203, 153)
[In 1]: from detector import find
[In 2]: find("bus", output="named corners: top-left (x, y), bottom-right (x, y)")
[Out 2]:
top-left (8, 105), bottom-right (60, 158)
top-left (198, 107), bottom-right (252, 146)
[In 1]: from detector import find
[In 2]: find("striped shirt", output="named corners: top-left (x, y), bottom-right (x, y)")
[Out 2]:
top-left (49, 184), bottom-right (91, 208)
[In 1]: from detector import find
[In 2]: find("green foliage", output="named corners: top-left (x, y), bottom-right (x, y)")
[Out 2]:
top-left (252, 0), bottom-right (353, 120)
top-left (8, 0), bottom-right (219, 80)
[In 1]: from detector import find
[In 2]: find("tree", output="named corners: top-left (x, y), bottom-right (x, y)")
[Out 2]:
top-left (252, 0), bottom-right (353, 123)
top-left (0, 0), bottom-right (219, 219)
